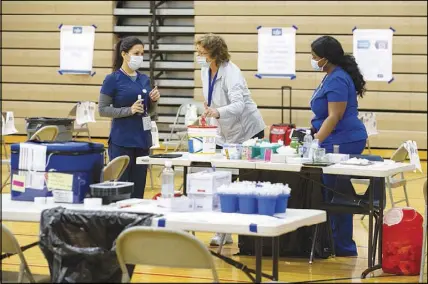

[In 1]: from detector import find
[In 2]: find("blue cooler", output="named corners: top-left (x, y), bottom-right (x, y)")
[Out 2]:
top-left (10, 141), bottom-right (105, 203)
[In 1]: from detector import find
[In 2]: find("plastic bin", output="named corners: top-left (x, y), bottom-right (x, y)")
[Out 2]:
top-left (26, 117), bottom-right (75, 141)
top-left (382, 207), bottom-right (423, 275)
top-left (275, 194), bottom-right (290, 213)
top-left (10, 141), bottom-right (104, 203)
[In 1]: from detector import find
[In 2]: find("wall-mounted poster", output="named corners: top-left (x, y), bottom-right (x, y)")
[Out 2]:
top-left (353, 29), bottom-right (393, 82)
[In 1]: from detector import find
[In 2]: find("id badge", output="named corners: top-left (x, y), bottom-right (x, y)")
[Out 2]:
top-left (142, 116), bottom-right (152, 131)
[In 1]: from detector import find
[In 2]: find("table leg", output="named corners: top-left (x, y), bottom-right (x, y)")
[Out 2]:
top-left (361, 177), bottom-right (382, 279)
top-left (309, 224), bottom-right (318, 264)
top-left (272, 237), bottom-right (279, 281)
top-left (183, 166), bottom-right (188, 195)
top-left (255, 237), bottom-right (263, 283)
top-left (378, 177), bottom-right (385, 266)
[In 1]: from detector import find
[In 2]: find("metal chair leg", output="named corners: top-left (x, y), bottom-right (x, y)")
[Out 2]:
top-left (327, 214), bottom-right (336, 257)
top-left (217, 233), bottom-right (227, 255)
top-left (387, 178), bottom-right (395, 207)
top-left (309, 224), bottom-right (318, 264)
top-left (149, 165), bottom-right (154, 191)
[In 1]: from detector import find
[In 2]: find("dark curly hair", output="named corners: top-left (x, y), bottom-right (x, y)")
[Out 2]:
top-left (195, 33), bottom-right (231, 66)
top-left (311, 36), bottom-right (366, 98)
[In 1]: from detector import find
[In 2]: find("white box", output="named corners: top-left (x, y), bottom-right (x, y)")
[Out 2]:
top-left (188, 194), bottom-right (219, 212)
top-left (186, 171), bottom-right (232, 195)
top-left (157, 196), bottom-right (193, 212)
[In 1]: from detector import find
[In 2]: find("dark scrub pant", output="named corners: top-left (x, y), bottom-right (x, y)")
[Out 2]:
top-left (322, 139), bottom-right (367, 256)
top-left (108, 143), bottom-right (150, 199)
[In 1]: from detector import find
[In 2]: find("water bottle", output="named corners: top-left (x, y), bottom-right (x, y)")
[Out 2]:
top-left (302, 129), bottom-right (313, 158)
top-left (161, 161), bottom-right (174, 198)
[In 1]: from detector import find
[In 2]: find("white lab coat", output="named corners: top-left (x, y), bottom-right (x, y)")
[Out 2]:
top-left (201, 61), bottom-right (266, 145)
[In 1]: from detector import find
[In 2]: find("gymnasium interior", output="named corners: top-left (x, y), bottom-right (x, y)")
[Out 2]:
top-left (1, 1), bottom-right (427, 283)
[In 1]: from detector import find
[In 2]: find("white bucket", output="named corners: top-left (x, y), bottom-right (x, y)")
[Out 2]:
top-left (188, 126), bottom-right (217, 154)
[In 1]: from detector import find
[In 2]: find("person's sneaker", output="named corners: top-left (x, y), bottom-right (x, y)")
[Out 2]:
top-left (209, 233), bottom-right (233, 246)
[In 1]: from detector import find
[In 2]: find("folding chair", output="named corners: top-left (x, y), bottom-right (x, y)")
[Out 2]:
top-left (116, 226), bottom-right (219, 283)
top-left (420, 180), bottom-right (427, 283)
top-left (30, 125), bottom-right (59, 141)
top-left (101, 155), bottom-right (130, 182)
top-left (148, 121), bottom-right (161, 191)
top-left (1, 224), bottom-right (36, 283)
top-left (68, 102), bottom-right (92, 141)
top-left (353, 143), bottom-right (410, 220)
top-left (163, 102), bottom-right (205, 152)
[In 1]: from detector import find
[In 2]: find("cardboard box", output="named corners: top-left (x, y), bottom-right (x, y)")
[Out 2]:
top-left (189, 193), bottom-right (219, 211)
top-left (186, 171), bottom-right (232, 195)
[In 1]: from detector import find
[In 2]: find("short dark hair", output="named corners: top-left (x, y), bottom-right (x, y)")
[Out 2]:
top-left (113, 36), bottom-right (144, 71)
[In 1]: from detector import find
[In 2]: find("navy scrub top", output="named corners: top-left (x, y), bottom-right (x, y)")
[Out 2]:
top-left (310, 66), bottom-right (367, 147)
top-left (100, 70), bottom-right (153, 149)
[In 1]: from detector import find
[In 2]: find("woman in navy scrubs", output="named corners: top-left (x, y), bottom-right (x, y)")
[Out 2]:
top-left (310, 36), bottom-right (368, 256)
top-left (98, 36), bottom-right (160, 199)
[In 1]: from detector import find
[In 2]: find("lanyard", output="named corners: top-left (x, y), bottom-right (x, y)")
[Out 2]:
top-left (310, 74), bottom-right (329, 103)
top-left (207, 68), bottom-right (218, 107)
top-left (120, 68), bottom-right (149, 114)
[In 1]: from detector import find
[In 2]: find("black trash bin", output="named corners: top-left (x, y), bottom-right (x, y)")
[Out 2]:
top-left (39, 207), bottom-right (161, 283)
top-left (25, 117), bottom-right (75, 141)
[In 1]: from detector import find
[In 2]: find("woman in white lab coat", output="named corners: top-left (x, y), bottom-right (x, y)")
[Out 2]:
top-left (195, 33), bottom-right (266, 246)
top-left (196, 33), bottom-right (266, 147)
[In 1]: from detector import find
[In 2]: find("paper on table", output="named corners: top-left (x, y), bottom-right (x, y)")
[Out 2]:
top-left (353, 29), bottom-right (393, 82)
top-left (257, 27), bottom-right (296, 77)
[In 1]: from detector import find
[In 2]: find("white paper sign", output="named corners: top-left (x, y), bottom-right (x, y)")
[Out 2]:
top-left (76, 101), bottom-right (96, 125)
top-left (404, 140), bottom-right (422, 173)
top-left (353, 29), bottom-right (393, 82)
top-left (2, 112), bottom-right (18, 135)
top-left (359, 112), bottom-right (378, 136)
top-left (257, 27), bottom-right (296, 77)
top-left (60, 25), bottom-right (95, 74)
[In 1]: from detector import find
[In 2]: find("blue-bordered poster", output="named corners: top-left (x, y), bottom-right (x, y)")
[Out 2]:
top-left (353, 29), bottom-right (393, 82)
top-left (59, 25), bottom-right (96, 75)
top-left (257, 27), bottom-right (296, 78)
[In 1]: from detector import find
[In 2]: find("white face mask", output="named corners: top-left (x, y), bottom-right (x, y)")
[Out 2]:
top-left (311, 58), bottom-right (327, 71)
top-left (127, 55), bottom-right (144, 71)
top-left (196, 56), bottom-right (211, 68)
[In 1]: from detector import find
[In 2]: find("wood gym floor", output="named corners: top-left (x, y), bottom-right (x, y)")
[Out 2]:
top-left (1, 139), bottom-right (427, 283)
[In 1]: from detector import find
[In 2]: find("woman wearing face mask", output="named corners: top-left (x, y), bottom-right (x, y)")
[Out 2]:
top-left (98, 36), bottom-right (160, 199)
top-left (310, 36), bottom-right (368, 256)
top-left (195, 33), bottom-right (266, 246)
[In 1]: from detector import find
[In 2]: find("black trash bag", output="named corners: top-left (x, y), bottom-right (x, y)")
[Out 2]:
top-left (237, 168), bottom-right (333, 259)
top-left (39, 207), bottom-right (161, 283)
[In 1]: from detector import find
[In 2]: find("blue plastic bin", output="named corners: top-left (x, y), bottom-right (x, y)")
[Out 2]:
top-left (219, 194), bottom-right (239, 213)
top-left (257, 195), bottom-right (277, 216)
top-left (10, 141), bottom-right (104, 203)
top-left (275, 194), bottom-right (290, 213)
top-left (238, 194), bottom-right (257, 214)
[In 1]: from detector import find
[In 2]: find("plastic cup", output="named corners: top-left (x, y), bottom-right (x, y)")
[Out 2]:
top-left (219, 194), bottom-right (239, 213)
top-left (275, 194), bottom-right (290, 213)
top-left (257, 195), bottom-right (277, 216)
top-left (238, 194), bottom-right (257, 214)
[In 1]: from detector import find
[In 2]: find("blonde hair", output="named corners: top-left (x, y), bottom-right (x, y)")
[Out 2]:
top-left (195, 33), bottom-right (230, 66)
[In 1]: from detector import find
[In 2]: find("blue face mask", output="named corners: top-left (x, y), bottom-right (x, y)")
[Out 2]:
top-left (311, 58), bottom-right (327, 71)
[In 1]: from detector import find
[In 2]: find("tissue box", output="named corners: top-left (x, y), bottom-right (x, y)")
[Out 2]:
top-left (189, 194), bottom-right (219, 211)
top-left (186, 171), bottom-right (232, 195)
